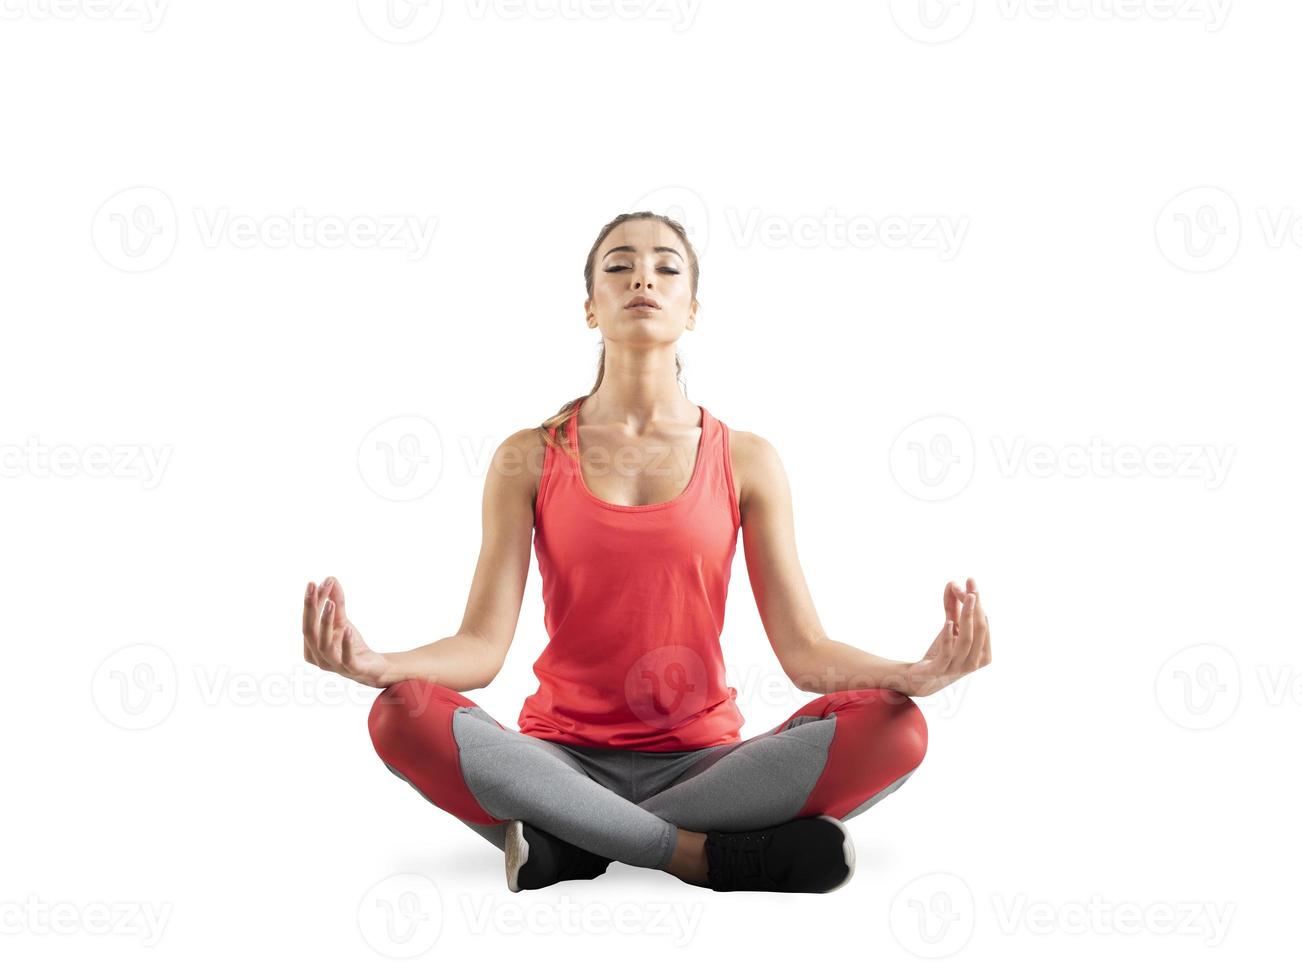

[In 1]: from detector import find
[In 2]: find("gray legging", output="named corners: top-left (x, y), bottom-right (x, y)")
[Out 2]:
top-left (368, 679), bottom-right (928, 872)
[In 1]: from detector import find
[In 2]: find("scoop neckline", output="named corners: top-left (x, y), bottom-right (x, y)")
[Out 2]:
top-left (567, 396), bottom-right (708, 512)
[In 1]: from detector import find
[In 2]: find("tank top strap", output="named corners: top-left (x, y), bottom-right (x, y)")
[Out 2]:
top-left (700, 404), bottom-right (741, 527)
top-left (695, 403), bottom-right (724, 481)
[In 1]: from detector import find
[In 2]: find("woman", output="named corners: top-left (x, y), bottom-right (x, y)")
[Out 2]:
top-left (301, 211), bottom-right (992, 894)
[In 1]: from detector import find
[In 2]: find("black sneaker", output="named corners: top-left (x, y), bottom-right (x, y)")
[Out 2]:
top-left (505, 819), bottom-right (614, 892)
top-left (703, 815), bottom-right (855, 893)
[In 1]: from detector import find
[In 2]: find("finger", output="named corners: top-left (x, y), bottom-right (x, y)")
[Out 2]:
top-left (329, 577), bottom-right (347, 624)
top-left (325, 578), bottom-right (348, 635)
top-left (947, 580), bottom-right (968, 635)
top-left (320, 598), bottom-right (337, 663)
top-left (980, 614), bottom-right (992, 666)
top-left (325, 584), bottom-right (342, 631)
top-left (963, 591), bottom-right (988, 672)
top-left (303, 581), bottom-right (325, 665)
top-left (936, 601), bottom-right (965, 674)
top-left (302, 581), bottom-right (316, 643)
top-left (932, 618), bottom-right (953, 652)
top-left (956, 591), bottom-right (977, 663)
top-left (945, 582), bottom-right (963, 635)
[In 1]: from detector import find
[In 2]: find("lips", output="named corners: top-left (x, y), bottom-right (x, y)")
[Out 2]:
top-left (626, 299), bottom-right (660, 309)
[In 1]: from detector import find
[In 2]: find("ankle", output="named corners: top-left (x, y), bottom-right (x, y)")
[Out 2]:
top-left (664, 828), bottom-right (709, 885)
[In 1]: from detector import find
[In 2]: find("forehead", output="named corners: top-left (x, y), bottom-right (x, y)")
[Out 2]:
top-left (599, 219), bottom-right (683, 256)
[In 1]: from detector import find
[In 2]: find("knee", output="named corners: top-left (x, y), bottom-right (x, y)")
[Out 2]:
top-left (367, 678), bottom-right (467, 761)
top-left (833, 688), bottom-right (929, 774)
top-left (365, 679), bottom-right (505, 826)
top-left (891, 693), bottom-right (928, 772)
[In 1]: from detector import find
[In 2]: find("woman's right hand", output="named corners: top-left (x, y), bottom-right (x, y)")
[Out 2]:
top-left (303, 577), bottom-right (390, 688)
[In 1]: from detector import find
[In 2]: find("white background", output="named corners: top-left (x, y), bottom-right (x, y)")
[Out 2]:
top-left (2, 0), bottom-right (1296, 975)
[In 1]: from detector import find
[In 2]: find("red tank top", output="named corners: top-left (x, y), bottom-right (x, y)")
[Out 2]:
top-left (517, 396), bottom-right (746, 751)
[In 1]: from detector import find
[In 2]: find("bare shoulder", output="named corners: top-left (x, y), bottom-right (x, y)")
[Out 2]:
top-left (727, 428), bottom-right (788, 514)
top-left (486, 426), bottom-right (553, 506)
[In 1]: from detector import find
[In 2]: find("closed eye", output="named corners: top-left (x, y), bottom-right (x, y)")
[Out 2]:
top-left (605, 264), bottom-right (680, 274)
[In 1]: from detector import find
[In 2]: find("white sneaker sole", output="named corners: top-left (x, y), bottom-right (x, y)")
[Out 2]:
top-left (505, 819), bottom-right (529, 893)
top-left (815, 814), bottom-right (856, 893)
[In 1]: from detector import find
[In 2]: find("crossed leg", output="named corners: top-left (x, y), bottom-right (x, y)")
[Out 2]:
top-left (633, 688), bottom-right (929, 870)
top-left (367, 679), bottom-right (679, 869)
top-left (368, 680), bottom-right (927, 878)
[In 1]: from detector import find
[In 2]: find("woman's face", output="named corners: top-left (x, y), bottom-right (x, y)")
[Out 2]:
top-left (586, 219), bottom-right (696, 343)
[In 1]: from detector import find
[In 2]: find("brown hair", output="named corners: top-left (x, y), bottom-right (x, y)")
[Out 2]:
top-left (537, 211), bottom-right (701, 458)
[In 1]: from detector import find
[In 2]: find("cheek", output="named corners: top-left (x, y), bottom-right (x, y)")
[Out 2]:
top-left (666, 281), bottom-right (694, 311)
top-left (595, 282), bottom-right (624, 310)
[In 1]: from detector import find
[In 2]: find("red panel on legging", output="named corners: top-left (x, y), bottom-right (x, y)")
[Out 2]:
top-left (788, 688), bottom-right (929, 820)
top-left (368, 678), bottom-right (507, 826)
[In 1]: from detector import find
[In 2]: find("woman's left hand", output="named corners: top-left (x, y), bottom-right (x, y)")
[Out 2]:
top-left (898, 577), bottom-right (992, 697)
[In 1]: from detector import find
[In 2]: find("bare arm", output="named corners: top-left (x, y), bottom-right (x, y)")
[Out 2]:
top-left (733, 430), bottom-right (914, 695)
top-left (379, 427), bottom-right (542, 691)
top-left (304, 426), bottom-right (543, 692)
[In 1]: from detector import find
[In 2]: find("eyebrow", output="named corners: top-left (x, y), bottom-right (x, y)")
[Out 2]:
top-left (601, 245), bottom-right (684, 262)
